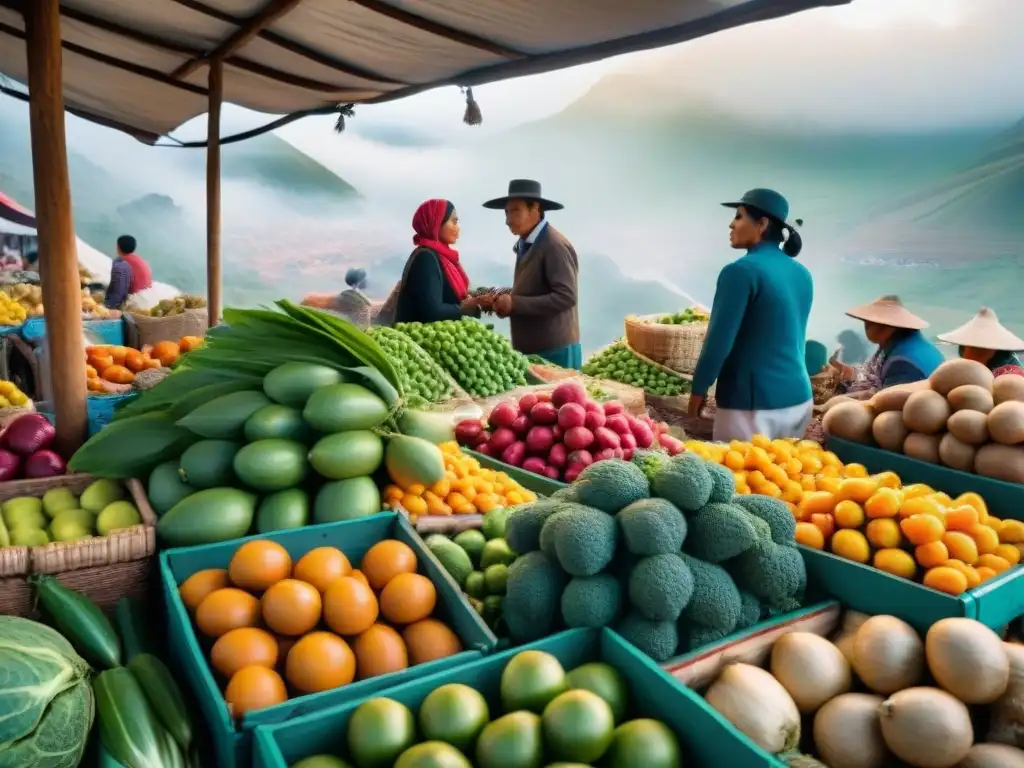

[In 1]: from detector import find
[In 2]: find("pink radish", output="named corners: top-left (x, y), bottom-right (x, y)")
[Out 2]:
top-left (631, 421), bottom-right (655, 448)
top-left (594, 427), bottom-right (621, 451)
top-left (584, 400), bottom-right (603, 412)
top-left (531, 401), bottom-right (558, 425)
top-left (476, 443), bottom-right (492, 456)
top-left (563, 426), bottom-right (595, 451)
top-left (511, 415), bottom-right (530, 435)
top-left (567, 449), bottom-right (594, 467)
top-left (564, 463), bottom-right (585, 483)
top-left (557, 402), bottom-right (586, 429)
top-left (526, 426), bottom-right (555, 455)
top-left (552, 425), bottom-right (564, 441)
top-left (603, 401), bottom-right (624, 416)
top-left (605, 414), bottom-right (631, 436)
top-left (552, 381), bottom-right (587, 407)
top-left (521, 456), bottom-right (547, 475)
top-left (594, 448), bottom-right (618, 462)
top-left (620, 433), bottom-right (637, 453)
top-left (584, 408), bottom-right (606, 431)
top-left (502, 441), bottom-right (527, 466)
top-left (489, 401), bottom-right (518, 429)
top-left (519, 393), bottom-right (539, 414)
top-left (548, 443), bottom-right (568, 468)
top-left (489, 427), bottom-right (517, 453)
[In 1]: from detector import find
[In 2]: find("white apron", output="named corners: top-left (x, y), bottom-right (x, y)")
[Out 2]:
top-left (713, 400), bottom-right (814, 443)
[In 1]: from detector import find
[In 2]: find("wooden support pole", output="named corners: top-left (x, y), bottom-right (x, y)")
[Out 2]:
top-left (24, 0), bottom-right (87, 454)
top-left (206, 59), bottom-right (223, 326)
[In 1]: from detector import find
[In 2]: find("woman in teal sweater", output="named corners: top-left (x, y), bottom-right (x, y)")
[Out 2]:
top-left (689, 189), bottom-right (814, 442)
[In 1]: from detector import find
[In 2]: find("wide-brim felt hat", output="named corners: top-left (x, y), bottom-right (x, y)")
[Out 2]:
top-left (937, 307), bottom-right (1024, 351)
top-left (845, 295), bottom-right (929, 331)
top-left (721, 188), bottom-right (801, 229)
top-left (483, 179), bottom-right (563, 210)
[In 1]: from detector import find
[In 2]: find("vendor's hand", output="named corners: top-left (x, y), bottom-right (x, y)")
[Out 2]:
top-left (476, 293), bottom-right (495, 311)
top-left (493, 293), bottom-right (513, 317)
top-left (688, 393), bottom-right (705, 418)
top-left (459, 296), bottom-right (479, 314)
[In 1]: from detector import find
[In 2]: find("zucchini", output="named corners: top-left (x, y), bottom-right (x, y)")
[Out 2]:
top-left (114, 595), bottom-right (156, 661)
top-left (94, 667), bottom-right (183, 768)
top-left (128, 653), bottom-right (193, 753)
top-left (31, 574), bottom-right (121, 669)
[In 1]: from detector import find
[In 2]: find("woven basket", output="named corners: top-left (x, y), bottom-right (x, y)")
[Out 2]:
top-left (127, 309), bottom-right (208, 348)
top-left (646, 393), bottom-right (717, 442)
top-left (0, 400), bottom-right (35, 430)
top-left (0, 475), bottom-right (157, 616)
top-left (625, 313), bottom-right (708, 375)
top-left (810, 367), bottom-right (842, 405)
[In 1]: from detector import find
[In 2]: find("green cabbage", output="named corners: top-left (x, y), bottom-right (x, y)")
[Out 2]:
top-left (0, 615), bottom-right (94, 768)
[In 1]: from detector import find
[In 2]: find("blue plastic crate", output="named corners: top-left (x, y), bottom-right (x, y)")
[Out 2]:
top-left (253, 627), bottom-right (779, 768)
top-left (87, 391), bottom-right (137, 434)
top-left (21, 317), bottom-right (125, 345)
top-left (160, 513), bottom-right (497, 768)
top-left (20, 316), bottom-right (45, 341)
top-left (0, 324), bottom-right (22, 337)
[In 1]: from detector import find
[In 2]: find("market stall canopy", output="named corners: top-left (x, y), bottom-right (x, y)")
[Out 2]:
top-left (0, 191), bottom-right (36, 230)
top-left (0, 0), bottom-right (851, 144)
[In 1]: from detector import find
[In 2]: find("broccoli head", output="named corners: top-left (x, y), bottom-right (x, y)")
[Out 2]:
top-left (550, 486), bottom-right (579, 503)
top-left (678, 553), bottom-right (741, 634)
top-left (616, 497), bottom-right (687, 556)
top-left (732, 494), bottom-right (797, 546)
top-left (505, 500), bottom-right (560, 554)
top-left (727, 539), bottom-right (807, 604)
top-left (544, 503), bottom-right (619, 576)
top-left (651, 455), bottom-right (714, 513)
top-left (503, 551), bottom-right (568, 642)
top-left (630, 449), bottom-right (669, 483)
top-left (736, 590), bottom-right (762, 630)
top-left (678, 622), bottom-right (730, 654)
top-left (572, 459), bottom-right (650, 514)
top-left (561, 574), bottom-right (624, 628)
top-left (538, 508), bottom-right (570, 562)
top-left (705, 461), bottom-right (737, 503)
top-left (628, 554), bottom-right (694, 621)
top-left (615, 611), bottom-right (680, 662)
top-left (683, 502), bottom-right (762, 563)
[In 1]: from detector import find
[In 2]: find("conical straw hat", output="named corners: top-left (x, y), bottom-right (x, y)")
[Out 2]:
top-left (937, 307), bottom-right (1024, 351)
top-left (845, 295), bottom-right (928, 330)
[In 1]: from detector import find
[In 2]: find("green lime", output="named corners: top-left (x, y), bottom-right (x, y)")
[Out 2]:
top-left (541, 690), bottom-right (615, 763)
top-left (291, 758), bottom-right (352, 768)
top-left (453, 529), bottom-right (486, 564)
top-left (481, 509), bottom-right (511, 540)
top-left (347, 698), bottom-right (415, 768)
top-left (418, 684), bottom-right (490, 751)
top-left (566, 662), bottom-right (629, 723)
top-left (394, 742), bottom-right (472, 768)
top-left (484, 563), bottom-right (508, 595)
top-left (602, 718), bottom-right (682, 768)
top-left (475, 712), bottom-right (543, 768)
top-left (500, 650), bottom-right (567, 713)
top-left (483, 595), bottom-right (503, 624)
top-left (464, 571), bottom-right (487, 599)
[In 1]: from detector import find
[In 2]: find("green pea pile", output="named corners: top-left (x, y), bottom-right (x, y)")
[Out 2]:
top-left (369, 326), bottom-right (454, 405)
top-left (656, 307), bottom-right (708, 325)
top-left (394, 318), bottom-right (528, 398)
top-left (582, 342), bottom-right (690, 396)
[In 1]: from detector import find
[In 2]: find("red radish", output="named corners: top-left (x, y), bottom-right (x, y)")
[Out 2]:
top-left (659, 434), bottom-right (685, 455)
top-left (489, 402), bottom-right (518, 429)
top-left (511, 415), bottom-right (530, 435)
top-left (551, 381), bottom-right (587, 407)
top-left (557, 403), bottom-right (586, 429)
top-left (519, 393), bottom-right (539, 414)
top-left (535, 391), bottom-right (552, 402)
top-left (657, 421), bottom-right (671, 433)
top-left (603, 401), bottom-right (624, 416)
top-left (594, 448), bottom-right (618, 462)
top-left (584, 399), bottom-right (603, 412)
top-left (543, 466), bottom-right (561, 480)
top-left (502, 441), bottom-right (527, 467)
top-left (476, 443), bottom-right (492, 456)
top-left (622, 448), bottom-right (634, 461)
top-left (548, 443), bottom-right (568, 468)
top-left (521, 456), bottom-right (547, 475)
top-left (24, 449), bottom-right (66, 478)
top-left (605, 414), bottom-right (631, 436)
top-left (552, 425), bottom-right (564, 441)
top-left (594, 427), bottom-right (621, 451)
top-left (0, 448), bottom-right (20, 481)
top-left (455, 419), bottom-right (484, 446)
top-left (612, 447), bottom-right (625, 459)
top-left (567, 449), bottom-right (594, 467)
top-left (531, 402), bottom-right (558, 425)
top-left (489, 427), bottom-right (517, 453)
top-left (3, 413), bottom-right (56, 457)
top-left (620, 433), bottom-right (637, 453)
top-left (631, 421), bottom-right (655, 448)
top-left (583, 408), bottom-right (606, 431)
top-left (564, 463), bottom-right (585, 483)
top-left (526, 426), bottom-right (555, 455)
top-left (563, 426), bottom-right (594, 451)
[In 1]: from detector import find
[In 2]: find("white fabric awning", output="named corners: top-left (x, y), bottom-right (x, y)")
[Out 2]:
top-left (0, 0), bottom-right (850, 143)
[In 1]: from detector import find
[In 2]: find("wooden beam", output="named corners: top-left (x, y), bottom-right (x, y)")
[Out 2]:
top-left (23, 0), bottom-right (87, 453)
top-left (171, 0), bottom-right (306, 80)
top-left (206, 59), bottom-right (223, 327)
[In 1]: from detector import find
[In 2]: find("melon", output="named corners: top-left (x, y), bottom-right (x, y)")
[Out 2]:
top-left (947, 384), bottom-right (995, 414)
top-left (988, 402), bottom-right (1024, 445)
top-left (958, 743), bottom-right (1024, 768)
top-left (879, 687), bottom-right (973, 768)
top-left (987, 642), bottom-right (1024, 748)
top-left (994, 375), bottom-right (1024, 405)
top-left (872, 411), bottom-right (908, 452)
top-left (851, 615), bottom-right (924, 695)
top-left (925, 618), bottom-right (1009, 704)
top-left (812, 693), bottom-right (888, 768)
top-left (833, 611), bottom-right (872, 666)
top-left (975, 444), bottom-right (1024, 484)
top-left (903, 433), bottom-right (941, 464)
top-left (902, 390), bottom-right (951, 435)
top-left (929, 359), bottom-right (995, 396)
top-left (947, 410), bottom-right (990, 446)
top-left (938, 433), bottom-right (977, 473)
top-left (770, 632), bottom-right (852, 713)
top-left (704, 663), bottom-right (801, 754)
top-left (823, 401), bottom-right (875, 444)
top-left (870, 381), bottom-right (931, 413)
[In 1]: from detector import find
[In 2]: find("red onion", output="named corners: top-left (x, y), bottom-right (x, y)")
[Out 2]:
top-left (24, 449), bottom-right (67, 479)
top-left (0, 448), bottom-right (20, 481)
top-left (3, 413), bottom-right (56, 457)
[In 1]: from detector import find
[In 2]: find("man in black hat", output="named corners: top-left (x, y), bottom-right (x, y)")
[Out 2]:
top-left (483, 180), bottom-right (581, 370)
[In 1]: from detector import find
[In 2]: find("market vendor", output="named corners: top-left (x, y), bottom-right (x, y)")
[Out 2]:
top-left (104, 234), bottom-right (153, 310)
top-left (688, 189), bottom-right (813, 442)
top-left (939, 307), bottom-right (1024, 377)
top-left (394, 200), bottom-right (482, 323)
top-left (483, 180), bottom-right (581, 370)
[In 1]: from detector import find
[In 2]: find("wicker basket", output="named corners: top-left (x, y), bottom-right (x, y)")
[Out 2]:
top-left (646, 393), bottom-right (717, 442)
top-left (625, 313), bottom-right (708, 375)
top-left (0, 400), bottom-right (35, 430)
top-left (126, 309), bottom-right (208, 348)
top-left (810, 366), bottom-right (842, 405)
top-left (0, 475), bottom-right (157, 616)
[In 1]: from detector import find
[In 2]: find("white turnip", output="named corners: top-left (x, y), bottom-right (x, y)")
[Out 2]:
top-left (489, 401), bottom-right (518, 428)
top-left (594, 427), bottom-right (621, 450)
top-left (490, 427), bottom-right (517, 453)
top-left (552, 381), bottom-right (587, 407)
top-left (564, 426), bottom-right (595, 452)
top-left (531, 401), bottom-right (558, 425)
top-left (521, 456), bottom-right (547, 475)
top-left (526, 426), bottom-right (556, 455)
top-left (502, 441), bottom-right (527, 466)
top-left (548, 443), bottom-right (568, 468)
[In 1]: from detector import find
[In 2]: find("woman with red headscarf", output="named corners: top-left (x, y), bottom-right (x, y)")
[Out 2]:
top-left (394, 199), bottom-right (482, 323)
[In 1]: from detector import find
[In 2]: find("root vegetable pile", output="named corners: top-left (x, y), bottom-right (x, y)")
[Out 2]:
top-left (499, 454), bottom-right (806, 661)
top-left (455, 381), bottom-right (683, 483)
top-left (582, 342), bottom-right (689, 396)
top-left (368, 327), bottom-right (454, 405)
top-left (701, 612), bottom-right (1024, 768)
top-left (394, 319), bottom-right (528, 398)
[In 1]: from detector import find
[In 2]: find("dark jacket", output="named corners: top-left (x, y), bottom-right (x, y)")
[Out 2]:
top-left (395, 247), bottom-right (472, 324)
top-left (509, 224), bottom-right (580, 354)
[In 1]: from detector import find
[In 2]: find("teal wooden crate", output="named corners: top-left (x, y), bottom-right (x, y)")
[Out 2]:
top-left (828, 436), bottom-right (1024, 521)
top-left (465, 448), bottom-right (567, 496)
top-left (252, 627), bottom-right (778, 768)
top-left (799, 545), bottom-right (1024, 634)
top-left (160, 513), bottom-right (497, 768)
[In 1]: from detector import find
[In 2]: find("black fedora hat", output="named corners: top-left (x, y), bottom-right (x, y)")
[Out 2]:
top-left (482, 179), bottom-right (563, 211)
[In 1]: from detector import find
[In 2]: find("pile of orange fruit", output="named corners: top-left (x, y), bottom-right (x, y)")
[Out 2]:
top-left (177, 538), bottom-right (464, 719)
top-left (85, 335), bottom-right (204, 391)
top-left (383, 441), bottom-right (538, 520)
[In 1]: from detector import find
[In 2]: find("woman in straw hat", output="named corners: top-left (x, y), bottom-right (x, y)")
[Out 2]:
top-left (938, 307), bottom-right (1024, 377)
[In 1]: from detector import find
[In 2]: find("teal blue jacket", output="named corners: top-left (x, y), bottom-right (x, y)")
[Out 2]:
top-left (692, 242), bottom-right (813, 410)
top-left (881, 331), bottom-right (944, 386)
